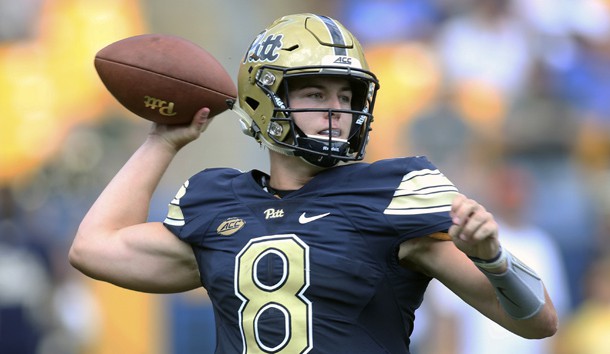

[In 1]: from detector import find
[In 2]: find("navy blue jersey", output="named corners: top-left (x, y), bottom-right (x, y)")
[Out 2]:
top-left (164, 156), bottom-right (458, 354)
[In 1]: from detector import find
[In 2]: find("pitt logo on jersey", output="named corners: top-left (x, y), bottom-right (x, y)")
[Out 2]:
top-left (264, 208), bottom-right (284, 219)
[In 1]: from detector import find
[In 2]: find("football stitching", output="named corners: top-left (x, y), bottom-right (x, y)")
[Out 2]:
top-left (94, 57), bottom-right (236, 98)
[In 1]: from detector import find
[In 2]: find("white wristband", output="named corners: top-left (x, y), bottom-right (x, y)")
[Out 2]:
top-left (469, 246), bottom-right (508, 271)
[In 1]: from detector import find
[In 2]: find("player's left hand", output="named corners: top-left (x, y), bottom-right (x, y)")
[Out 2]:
top-left (448, 193), bottom-right (501, 261)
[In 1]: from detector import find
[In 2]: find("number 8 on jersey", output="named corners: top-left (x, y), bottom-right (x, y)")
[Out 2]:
top-left (235, 234), bottom-right (313, 353)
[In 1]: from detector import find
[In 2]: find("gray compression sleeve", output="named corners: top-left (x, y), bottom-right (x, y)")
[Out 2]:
top-left (474, 250), bottom-right (546, 320)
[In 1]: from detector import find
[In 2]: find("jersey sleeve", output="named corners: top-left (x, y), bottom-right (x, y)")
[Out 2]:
top-left (378, 156), bottom-right (458, 241)
top-left (163, 168), bottom-right (241, 243)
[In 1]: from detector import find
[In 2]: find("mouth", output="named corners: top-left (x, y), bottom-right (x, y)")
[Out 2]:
top-left (318, 129), bottom-right (341, 137)
top-left (308, 131), bottom-right (348, 143)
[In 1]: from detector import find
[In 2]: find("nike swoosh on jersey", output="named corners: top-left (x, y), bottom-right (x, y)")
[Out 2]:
top-left (299, 212), bottom-right (330, 224)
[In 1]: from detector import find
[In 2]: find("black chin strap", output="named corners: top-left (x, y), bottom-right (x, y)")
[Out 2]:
top-left (258, 172), bottom-right (295, 199)
top-left (294, 135), bottom-right (349, 167)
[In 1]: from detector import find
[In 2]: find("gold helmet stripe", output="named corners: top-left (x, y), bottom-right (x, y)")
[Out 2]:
top-left (314, 14), bottom-right (348, 56)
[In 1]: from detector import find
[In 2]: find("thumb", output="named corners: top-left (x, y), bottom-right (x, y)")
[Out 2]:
top-left (192, 107), bottom-right (212, 132)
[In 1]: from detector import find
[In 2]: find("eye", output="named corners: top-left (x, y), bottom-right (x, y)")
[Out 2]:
top-left (307, 92), bottom-right (323, 99)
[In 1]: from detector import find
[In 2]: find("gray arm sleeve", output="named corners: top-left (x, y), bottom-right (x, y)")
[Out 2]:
top-left (477, 251), bottom-right (546, 320)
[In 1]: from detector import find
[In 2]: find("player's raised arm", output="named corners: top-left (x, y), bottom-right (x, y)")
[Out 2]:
top-left (69, 109), bottom-right (210, 293)
top-left (70, 32), bottom-right (237, 292)
top-left (399, 193), bottom-right (558, 339)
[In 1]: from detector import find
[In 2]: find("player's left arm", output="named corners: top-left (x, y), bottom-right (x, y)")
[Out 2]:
top-left (398, 193), bottom-right (558, 339)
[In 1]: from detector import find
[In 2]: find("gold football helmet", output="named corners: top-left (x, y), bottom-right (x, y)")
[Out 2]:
top-left (235, 13), bottom-right (380, 167)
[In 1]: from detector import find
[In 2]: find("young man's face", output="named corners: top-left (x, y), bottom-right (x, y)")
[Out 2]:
top-left (287, 76), bottom-right (353, 141)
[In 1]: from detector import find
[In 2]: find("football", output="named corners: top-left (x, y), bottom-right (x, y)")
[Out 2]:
top-left (94, 34), bottom-right (237, 125)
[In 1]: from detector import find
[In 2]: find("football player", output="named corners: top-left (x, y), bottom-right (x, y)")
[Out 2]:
top-left (69, 13), bottom-right (558, 353)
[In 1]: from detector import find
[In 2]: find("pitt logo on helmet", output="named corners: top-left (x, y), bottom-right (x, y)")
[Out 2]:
top-left (245, 33), bottom-right (284, 63)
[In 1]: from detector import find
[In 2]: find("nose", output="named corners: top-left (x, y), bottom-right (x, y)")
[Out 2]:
top-left (328, 97), bottom-right (344, 120)
top-left (330, 95), bottom-right (344, 109)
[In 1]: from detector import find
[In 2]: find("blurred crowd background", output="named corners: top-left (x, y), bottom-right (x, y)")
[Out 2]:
top-left (1, 0), bottom-right (610, 353)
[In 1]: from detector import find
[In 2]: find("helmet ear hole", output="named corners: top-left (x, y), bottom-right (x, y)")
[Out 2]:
top-left (245, 97), bottom-right (260, 110)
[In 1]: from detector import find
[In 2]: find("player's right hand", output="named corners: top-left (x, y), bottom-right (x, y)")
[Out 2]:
top-left (149, 107), bottom-right (212, 151)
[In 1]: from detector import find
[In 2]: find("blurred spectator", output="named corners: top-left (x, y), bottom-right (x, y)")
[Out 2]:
top-left (553, 253), bottom-right (610, 354)
top-left (0, 0), bottom-right (42, 41)
top-left (502, 62), bottom-right (577, 161)
top-left (562, 34), bottom-right (610, 173)
top-left (0, 188), bottom-right (53, 354)
top-left (531, 0), bottom-right (610, 174)
top-left (512, 0), bottom-right (610, 69)
top-left (431, 0), bottom-right (537, 148)
top-left (0, 187), bottom-right (100, 354)
top-left (435, 0), bottom-right (533, 101)
top-left (591, 171), bottom-right (610, 255)
top-left (405, 84), bottom-right (478, 192)
top-left (38, 249), bottom-right (100, 354)
top-left (341, 0), bottom-right (445, 44)
top-left (414, 163), bottom-right (571, 354)
top-left (502, 61), bottom-right (598, 306)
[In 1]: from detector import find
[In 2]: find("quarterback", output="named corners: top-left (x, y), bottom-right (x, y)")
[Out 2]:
top-left (69, 14), bottom-right (558, 353)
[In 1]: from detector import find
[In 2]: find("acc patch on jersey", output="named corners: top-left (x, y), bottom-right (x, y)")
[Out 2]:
top-left (217, 217), bottom-right (246, 236)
